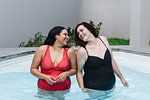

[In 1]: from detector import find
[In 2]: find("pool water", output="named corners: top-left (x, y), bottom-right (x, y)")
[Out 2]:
top-left (0, 53), bottom-right (150, 100)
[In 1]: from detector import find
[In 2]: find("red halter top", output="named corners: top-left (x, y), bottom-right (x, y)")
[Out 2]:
top-left (38, 46), bottom-right (71, 91)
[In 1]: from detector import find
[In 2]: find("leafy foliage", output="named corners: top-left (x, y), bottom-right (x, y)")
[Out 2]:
top-left (66, 20), bottom-right (103, 46)
top-left (108, 38), bottom-right (130, 45)
top-left (67, 27), bottom-right (75, 42)
top-left (67, 27), bottom-right (76, 46)
top-left (19, 32), bottom-right (46, 47)
top-left (89, 20), bottom-right (130, 46)
top-left (89, 20), bottom-right (102, 35)
top-left (19, 20), bottom-right (131, 47)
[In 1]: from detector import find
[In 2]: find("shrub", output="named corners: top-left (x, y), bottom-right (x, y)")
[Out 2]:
top-left (89, 20), bottom-right (102, 35)
top-left (19, 20), bottom-right (102, 47)
top-left (19, 32), bottom-right (46, 47)
top-left (108, 38), bottom-right (130, 45)
top-left (67, 27), bottom-right (75, 46)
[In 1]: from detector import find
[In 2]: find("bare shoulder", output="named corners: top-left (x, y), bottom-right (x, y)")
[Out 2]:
top-left (77, 47), bottom-right (88, 65)
top-left (67, 48), bottom-right (76, 59)
top-left (37, 45), bottom-right (47, 52)
top-left (99, 36), bottom-right (109, 44)
top-left (99, 36), bottom-right (112, 54)
top-left (67, 47), bottom-right (75, 54)
top-left (35, 45), bottom-right (48, 57)
top-left (99, 36), bottom-right (108, 41)
top-left (77, 47), bottom-right (87, 56)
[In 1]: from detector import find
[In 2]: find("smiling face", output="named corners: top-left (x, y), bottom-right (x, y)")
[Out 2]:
top-left (55, 29), bottom-right (69, 46)
top-left (77, 25), bottom-right (91, 42)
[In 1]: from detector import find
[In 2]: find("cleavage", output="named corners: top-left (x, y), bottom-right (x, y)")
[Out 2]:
top-left (88, 48), bottom-right (108, 60)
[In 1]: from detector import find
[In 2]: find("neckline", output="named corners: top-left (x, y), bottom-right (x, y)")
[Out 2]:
top-left (85, 37), bottom-right (109, 60)
top-left (88, 49), bottom-right (109, 60)
top-left (48, 46), bottom-right (65, 67)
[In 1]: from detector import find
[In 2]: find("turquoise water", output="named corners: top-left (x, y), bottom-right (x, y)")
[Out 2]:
top-left (0, 56), bottom-right (150, 100)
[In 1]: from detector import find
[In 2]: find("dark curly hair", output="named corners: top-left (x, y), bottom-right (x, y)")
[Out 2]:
top-left (43, 26), bottom-right (66, 45)
top-left (75, 22), bottom-right (98, 47)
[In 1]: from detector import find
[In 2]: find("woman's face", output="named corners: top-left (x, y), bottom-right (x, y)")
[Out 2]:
top-left (77, 25), bottom-right (91, 42)
top-left (56, 29), bottom-right (69, 45)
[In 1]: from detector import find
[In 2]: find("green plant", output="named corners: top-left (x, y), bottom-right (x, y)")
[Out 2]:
top-left (108, 38), bottom-right (130, 45)
top-left (66, 20), bottom-right (103, 46)
top-left (19, 20), bottom-right (103, 47)
top-left (19, 32), bottom-right (46, 47)
top-left (67, 27), bottom-right (75, 42)
top-left (89, 20), bottom-right (102, 35)
top-left (67, 27), bottom-right (76, 46)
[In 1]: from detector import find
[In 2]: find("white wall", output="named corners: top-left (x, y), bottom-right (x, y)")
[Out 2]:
top-left (0, 0), bottom-right (79, 47)
top-left (78, 0), bottom-right (131, 39)
top-left (130, 0), bottom-right (150, 47)
top-left (0, 0), bottom-right (149, 47)
top-left (141, 0), bottom-right (150, 47)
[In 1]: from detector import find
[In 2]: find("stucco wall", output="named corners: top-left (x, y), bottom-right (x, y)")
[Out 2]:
top-left (0, 0), bottom-right (79, 47)
top-left (78, 0), bottom-right (131, 39)
top-left (130, 0), bottom-right (150, 47)
top-left (0, 0), bottom-right (149, 47)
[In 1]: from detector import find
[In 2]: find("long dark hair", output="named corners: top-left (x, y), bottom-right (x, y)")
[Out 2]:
top-left (43, 26), bottom-right (66, 45)
top-left (75, 22), bottom-right (98, 47)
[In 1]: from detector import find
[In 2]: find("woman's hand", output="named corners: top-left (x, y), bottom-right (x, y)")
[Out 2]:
top-left (44, 75), bottom-right (56, 85)
top-left (56, 72), bottom-right (69, 82)
top-left (121, 78), bottom-right (129, 87)
top-left (81, 88), bottom-right (89, 92)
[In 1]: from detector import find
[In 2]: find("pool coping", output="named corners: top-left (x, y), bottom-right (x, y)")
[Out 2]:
top-left (0, 51), bottom-right (35, 61)
top-left (0, 46), bottom-right (150, 62)
top-left (111, 48), bottom-right (150, 57)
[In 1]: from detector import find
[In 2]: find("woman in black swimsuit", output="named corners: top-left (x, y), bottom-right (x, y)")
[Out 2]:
top-left (75, 22), bottom-right (128, 91)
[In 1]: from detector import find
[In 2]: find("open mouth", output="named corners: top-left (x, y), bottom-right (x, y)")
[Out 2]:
top-left (80, 33), bottom-right (85, 40)
top-left (64, 38), bottom-right (68, 43)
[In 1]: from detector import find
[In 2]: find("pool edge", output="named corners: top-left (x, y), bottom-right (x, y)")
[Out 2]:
top-left (0, 46), bottom-right (150, 62)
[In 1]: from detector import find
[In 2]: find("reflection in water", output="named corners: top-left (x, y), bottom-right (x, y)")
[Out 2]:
top-left (35, 88), bottom-right (115, 100)
top-left (35, 88), bottom-right (69, 100)
top-left (84, 88), bottom-right (115, 100)
top-left (1, 66), bottom-right (150, 99)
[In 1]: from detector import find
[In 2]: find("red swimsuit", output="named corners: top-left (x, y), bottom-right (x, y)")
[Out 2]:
top-left (38, 46), bottom-right (71, 91)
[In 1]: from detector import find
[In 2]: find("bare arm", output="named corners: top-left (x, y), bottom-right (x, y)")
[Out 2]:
top-left (76, 47), bottom-right (87, 89)
top-left (67, 48), bottom-right (77, 75)
top-left (112, 58), bottom-right (128, 86)
top-left (56, 48), bottom-right (77, 82)
top-left (100, 36), bottom-right (129, 87)
top-left (30, 46), bottom-right (56, 85)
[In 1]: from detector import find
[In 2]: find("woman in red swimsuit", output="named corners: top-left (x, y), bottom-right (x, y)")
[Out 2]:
top-left (30, 26), bottom-right (76, 91)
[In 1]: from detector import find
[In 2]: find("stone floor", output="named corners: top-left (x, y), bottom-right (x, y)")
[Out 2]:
top-left (0, 46), bottom-right (150, 61)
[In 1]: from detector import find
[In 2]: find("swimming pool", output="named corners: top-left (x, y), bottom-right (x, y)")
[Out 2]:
top-left (0, 52), bottom-right (150, 100)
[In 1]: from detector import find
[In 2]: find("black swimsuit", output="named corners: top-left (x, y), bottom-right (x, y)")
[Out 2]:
top-left (83, 37), bottom-right (116, 90)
